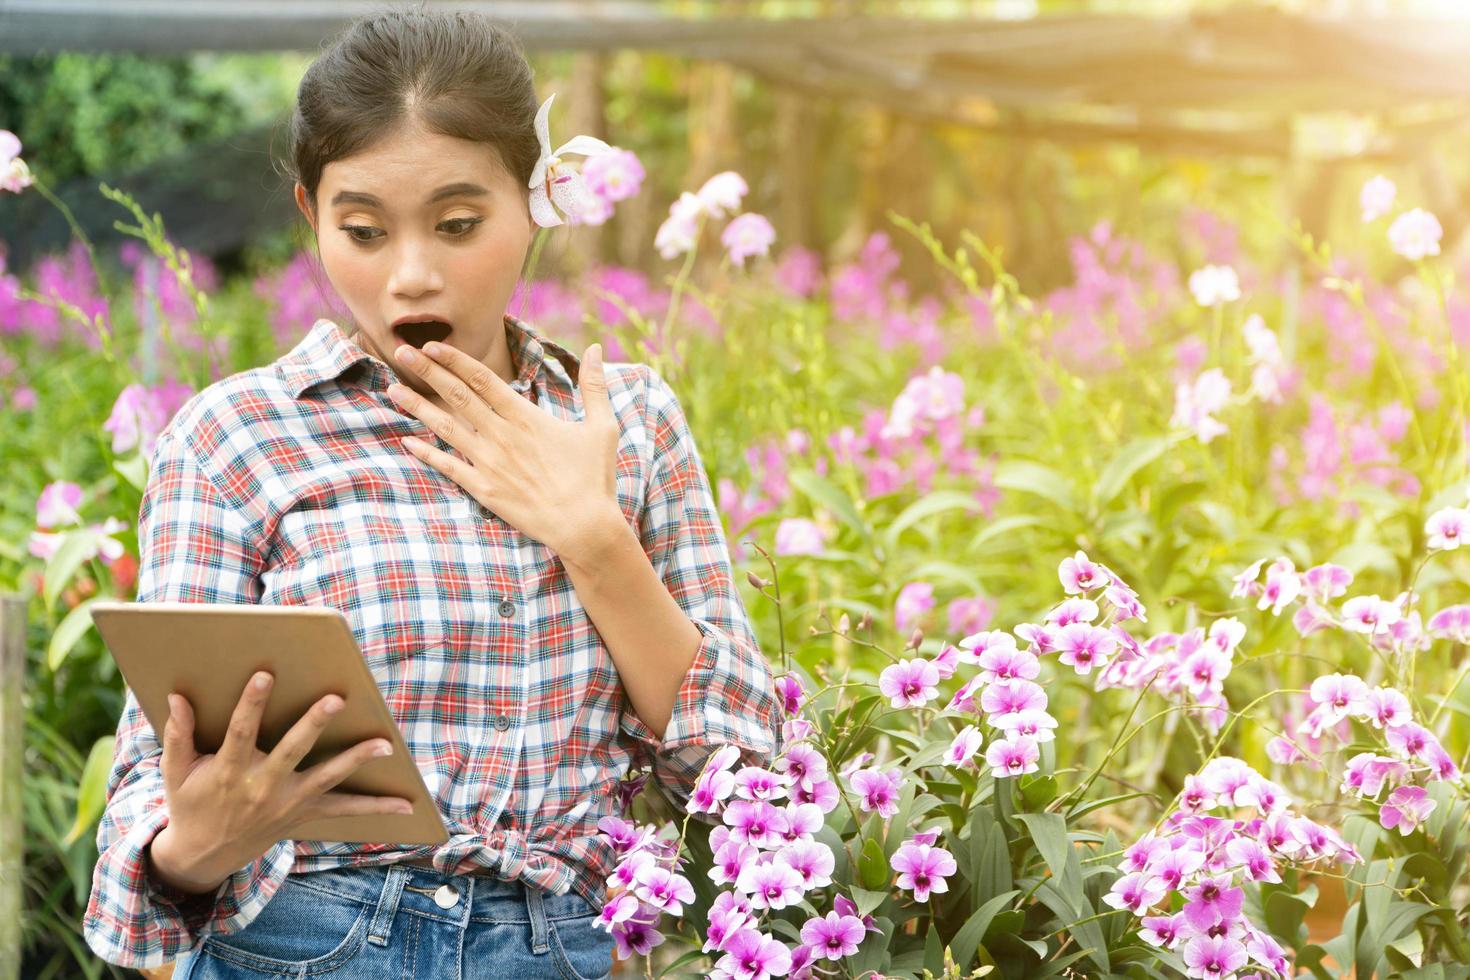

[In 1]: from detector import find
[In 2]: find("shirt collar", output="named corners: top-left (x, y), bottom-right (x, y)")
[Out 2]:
top-left (278, 313), bottom-right (582, 400)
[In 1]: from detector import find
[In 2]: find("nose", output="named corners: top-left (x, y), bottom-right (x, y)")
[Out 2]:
top-left (387, 239), bottom-right (444, 297)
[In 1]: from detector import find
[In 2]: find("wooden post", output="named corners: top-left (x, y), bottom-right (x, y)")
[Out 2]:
top-left (0, 593), bottom-right (25, 980)
top-left (564, 50), bottom-right (611, 279)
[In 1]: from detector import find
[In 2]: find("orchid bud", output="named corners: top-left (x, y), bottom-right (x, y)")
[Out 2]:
top-left (907, 627), bottom-right (924, 650)
top-left (746, 571), bottom-right (768, 590)
top-left (838, 613), bottom-right (851, 633)
top-left (858, 611), bottom-right (873, 630)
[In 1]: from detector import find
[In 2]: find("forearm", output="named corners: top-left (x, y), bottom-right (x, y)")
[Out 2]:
top-left (558, 508), bottom-right (702, 741)
top-left (146, 824), bottom-right (236, 896)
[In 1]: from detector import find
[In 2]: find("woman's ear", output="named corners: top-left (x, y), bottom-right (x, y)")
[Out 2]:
top-left (293, 182), bottom-right (317, 234)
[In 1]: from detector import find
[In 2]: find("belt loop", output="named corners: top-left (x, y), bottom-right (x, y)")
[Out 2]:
top-left (525, 883), bottom-right (551, 954)
top-left (367, 866), bottom-right (410, 947)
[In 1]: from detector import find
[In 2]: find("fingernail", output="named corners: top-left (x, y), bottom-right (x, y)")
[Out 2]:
top-left (423, 342), bottom-right (443, 357)
top-left (254, 672), bottom-right (271, 690)
top-left (375, 742), bottom-right (393, 757)
top-left (396, 802), bottom-right (414, 814)
top-left (324, 696), bottom-right (343, 714)
top-left (396, 345), bottom-right (418, 363)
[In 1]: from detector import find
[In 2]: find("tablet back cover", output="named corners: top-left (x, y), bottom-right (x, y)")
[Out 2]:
top-left (90, 601), bottom-right (449, 846)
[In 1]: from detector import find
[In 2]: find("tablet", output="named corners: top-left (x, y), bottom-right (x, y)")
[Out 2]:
top-left (89, 600), bottom-right (449, 846)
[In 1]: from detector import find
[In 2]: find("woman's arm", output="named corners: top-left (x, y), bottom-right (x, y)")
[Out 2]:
top-left (82, 423), bottom-right (296, 969)
top-left (559, 511), bottom-right (702, 741)
top-left (559, 364), bottom-right (783, 808)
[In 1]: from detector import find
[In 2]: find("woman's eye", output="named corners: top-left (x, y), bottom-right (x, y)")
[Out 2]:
top-left (440, 217), bottom-right (482, 236)
top-left (338, 224), bottom-right (380, 244)
top-left (336, 218), bottom-right (482, 246)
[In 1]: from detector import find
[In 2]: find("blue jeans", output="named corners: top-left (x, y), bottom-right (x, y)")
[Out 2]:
top-left (172, 863), bottom-right (616, 979)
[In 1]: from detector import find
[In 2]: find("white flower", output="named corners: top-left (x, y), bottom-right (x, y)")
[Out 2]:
top-left (1171, 368), bottom-right (1232, 443)
top-left (1188, 265), bottom-right (1240, 308)
top-left (1388, 208), bottom-right (1442, 262)
top-left (1360, 175), bottom-right (1396, 222)
top-left (654, 192), bottom-right (706, 259)
top-left (695, 171), bottom-right (748, 218)
top-left (0, 130), bottom-right (31, 195)
top-left (526, 94), bottom-right (613, 228)
top-left (1242, 314), bottom-right (1285, 403)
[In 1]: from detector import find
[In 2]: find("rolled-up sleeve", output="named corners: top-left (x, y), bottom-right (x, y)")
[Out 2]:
top-left (617, 366), bottom-right (783, 810)
top-left (82, 423), bottom-right (296, 969)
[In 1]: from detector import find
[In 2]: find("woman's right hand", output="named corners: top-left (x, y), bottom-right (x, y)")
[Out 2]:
top-left (145, 670), bottom-right (415, 896)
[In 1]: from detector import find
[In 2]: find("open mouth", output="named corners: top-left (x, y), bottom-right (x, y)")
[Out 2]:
top-left (392, 319), bottom-right (453, 349)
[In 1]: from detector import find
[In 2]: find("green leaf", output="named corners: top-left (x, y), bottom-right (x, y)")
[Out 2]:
top-left (949, 890), bottom-right (1019, 972)
top-left (113, 453), bottom-right (150, 492)
top-left (859, 837), bottom-right (890, 891)
top-left (969, 514), bottom-right (1046, 552)
top-left (846, 916), bottom-right (894, 978)
top-left (983, 909), bottom-right (1025, 945)
top-left (48, 597), bottom-right (101, 672)
top-left (1019, 774), bottom-right (1058, 810)
top-left (1066, 791), bottom-right (1152, 822)
top-left (1016, 812), bottom-right (1080, 905)
top-left (64, 736), bottom-right (115, 846)
top-left (969, 802), bottom-right (1012, 907)
top-left (882, 490), bottom-right (984, 550)
top-left (848, 885), bottom-right (889, 918)
top-left (1091, 436), bottom-right (1174, 511)
top-left (1262, 881), bottom-right (1316, 943)
top-left (661, 950), bottom-right (710, 975)
top-left (1016, 812), bottom-right (1109, 973)
top-left (43, 528), bottom-right (102, 613)
top-left (991, 460), bottom-right (1079, 514)
top-left (789, 470), bottom-right (871, 543)
top-left (924, 922), bottom-right (945, 975)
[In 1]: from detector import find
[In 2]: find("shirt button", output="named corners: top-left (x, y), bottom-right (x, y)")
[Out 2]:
top-left (494, 714), bottom-right (512, 732)
top-left (433, 884), bottom-right (460, 909)
top-left (497, 599), bottom-right (516, 618)
top-left (479, 504), bottom-right (493, 519)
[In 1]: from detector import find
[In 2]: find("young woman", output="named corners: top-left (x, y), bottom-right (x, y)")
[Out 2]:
top-left (81, 7), bottom-right (782, 978)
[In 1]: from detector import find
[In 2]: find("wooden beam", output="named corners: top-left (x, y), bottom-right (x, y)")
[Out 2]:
top-left (0, 594), bottom-right (25, 980)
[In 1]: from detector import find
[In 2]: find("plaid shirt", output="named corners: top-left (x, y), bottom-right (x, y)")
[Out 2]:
top-left (82, 315), bottom-right (782, 969)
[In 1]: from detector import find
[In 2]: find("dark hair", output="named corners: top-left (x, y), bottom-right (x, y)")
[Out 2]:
top-left (279, 3), bottom-right (540, 217)
top-left (274, 3), bottom-right (544, 330)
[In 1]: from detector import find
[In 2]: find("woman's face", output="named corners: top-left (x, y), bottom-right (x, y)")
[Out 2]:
top-left (294, 117), bottom-right (537, 402)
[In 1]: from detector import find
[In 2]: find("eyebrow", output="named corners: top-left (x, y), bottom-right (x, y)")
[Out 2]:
top-left (330, 182), bottom-right (490, 208)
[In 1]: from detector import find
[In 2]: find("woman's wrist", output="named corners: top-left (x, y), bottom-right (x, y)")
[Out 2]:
top-left (145, 823), bottom-right (233, 898)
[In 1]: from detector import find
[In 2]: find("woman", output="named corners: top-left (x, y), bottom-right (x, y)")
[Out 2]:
top-left (81, 7), bottom-right (782, 978)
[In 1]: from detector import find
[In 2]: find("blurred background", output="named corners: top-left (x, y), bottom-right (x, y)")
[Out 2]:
top-left (6, 1), bottom-right (1470, 977)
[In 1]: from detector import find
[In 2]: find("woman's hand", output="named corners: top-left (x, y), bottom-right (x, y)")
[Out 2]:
top-left (147, 671), bottom-right (414, 895)
top-left (385, 340), bottom-right (624, 555)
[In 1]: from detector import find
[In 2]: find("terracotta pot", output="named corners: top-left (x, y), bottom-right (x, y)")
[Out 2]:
top-left (1302, 872), bottom-right (1352, 977)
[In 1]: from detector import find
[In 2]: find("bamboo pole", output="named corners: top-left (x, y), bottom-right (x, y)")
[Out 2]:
top-left (0, 594), bottom-right (25, 980)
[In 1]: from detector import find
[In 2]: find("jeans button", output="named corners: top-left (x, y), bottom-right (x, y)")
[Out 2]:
top-left (433, 884), bottom-right (460, 909)
top-left (498, 599), bottom-right (516, 618)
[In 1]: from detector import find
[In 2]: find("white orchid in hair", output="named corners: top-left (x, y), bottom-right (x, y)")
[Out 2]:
top-left (528, 93), bottom-right (614, 227)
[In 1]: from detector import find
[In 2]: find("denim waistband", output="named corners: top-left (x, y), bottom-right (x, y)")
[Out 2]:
top-left (278, 860), bottom-right (598, 951)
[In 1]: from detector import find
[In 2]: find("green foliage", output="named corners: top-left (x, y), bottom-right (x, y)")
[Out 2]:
top-left (0, 53), bottom-right (250, 183)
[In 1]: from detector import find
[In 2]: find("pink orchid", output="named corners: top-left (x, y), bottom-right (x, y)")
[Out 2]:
top-left (890, 842), bottom-right (956, 902)
top-left (1380, 785), bottom-right (1436, 835)
top-left (849, 767), bottom-right (903, 818)
top-left (800, 911), bottom-right (865, 961)
top-left (984, 735), bottom-right (1040, 779)
top-left (878, 657), bottom-right (941, 708)
top-left (715, 929), bottom-right (791, 980)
